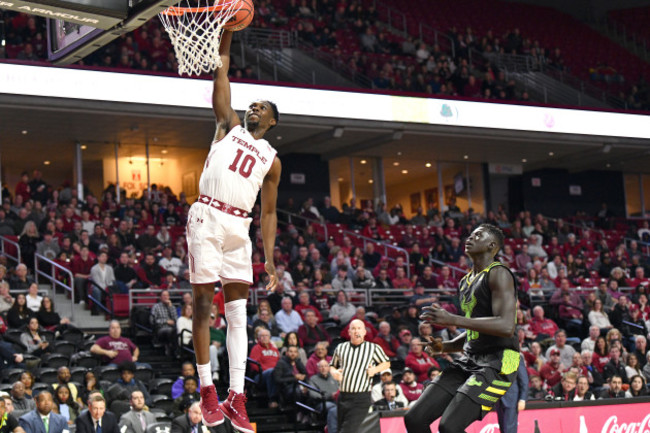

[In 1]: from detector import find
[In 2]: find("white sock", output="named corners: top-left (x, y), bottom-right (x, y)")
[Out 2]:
top-left (225, 298), bottom-right (248, 394)
top-left (197, 362), bottom-right (213, 388)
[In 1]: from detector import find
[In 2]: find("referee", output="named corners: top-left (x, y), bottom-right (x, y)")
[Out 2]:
top-left (330, 319), bottom-right (390, 433)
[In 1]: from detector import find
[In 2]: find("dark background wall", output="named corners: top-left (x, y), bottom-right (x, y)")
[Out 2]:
top-left (277, 153), bottom-right (330, 207)
top-left (505, 0), bottom-right (650, 21)
top-left (508, 169), bottom-right (625, 217)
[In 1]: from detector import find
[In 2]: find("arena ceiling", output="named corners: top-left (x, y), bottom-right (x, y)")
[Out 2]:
top-left (1, 94), bottom-right (650, 187)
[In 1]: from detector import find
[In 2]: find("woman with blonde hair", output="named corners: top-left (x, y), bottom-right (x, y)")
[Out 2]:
top-left (19, 220), bottom-right (41, 270)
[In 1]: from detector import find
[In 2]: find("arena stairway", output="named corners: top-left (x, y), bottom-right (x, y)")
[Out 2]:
top-left (46, 283), bottom-right (113, 332)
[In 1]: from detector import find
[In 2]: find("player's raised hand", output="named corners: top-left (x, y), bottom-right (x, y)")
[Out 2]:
top-left (265, 261), bottom-right (278, 292)
top-left (423, 336), bottom-right (444, 357)
top-left (420, 304), bottom-right (455, 326)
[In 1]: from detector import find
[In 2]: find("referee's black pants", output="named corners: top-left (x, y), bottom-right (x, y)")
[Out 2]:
top-left (337, 392), bottom-right (371, 433)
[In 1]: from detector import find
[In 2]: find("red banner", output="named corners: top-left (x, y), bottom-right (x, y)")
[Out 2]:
top-left (380, 402), bottom-right (650, 433)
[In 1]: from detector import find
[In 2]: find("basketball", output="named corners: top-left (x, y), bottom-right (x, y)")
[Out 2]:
top-left (223, 0), bottom-right (254, 31)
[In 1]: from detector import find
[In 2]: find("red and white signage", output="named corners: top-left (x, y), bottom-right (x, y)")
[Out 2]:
top-left (380, 402), bottom-right (650, 433)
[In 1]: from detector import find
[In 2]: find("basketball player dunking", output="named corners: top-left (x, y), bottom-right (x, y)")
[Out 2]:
top-left (187, 29), bottom-right (281, 432)
top-left (404, 224), bottom-right (520, 433)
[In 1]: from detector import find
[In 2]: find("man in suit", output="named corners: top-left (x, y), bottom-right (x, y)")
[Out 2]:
top-left (371, 382), bottom-right (406, 412)
top-left (18, 391), bottom-right (67, 433)
top-left (119, 391), bottom-right (156, 433)
top-left (171, 402), bottom-right (202, 433)
top-left (75, 394), bottom-right (120, 433)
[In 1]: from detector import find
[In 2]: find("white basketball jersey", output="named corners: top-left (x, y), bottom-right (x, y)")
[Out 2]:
top-left (199, 126), bottom-right (277, 212)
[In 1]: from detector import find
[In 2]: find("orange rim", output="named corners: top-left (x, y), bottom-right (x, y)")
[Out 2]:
top-left (161, 1), bottom-right (238, 16)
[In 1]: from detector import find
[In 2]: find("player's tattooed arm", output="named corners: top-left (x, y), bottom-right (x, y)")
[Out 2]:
top-left (212, 30), bottom-right (241, 141)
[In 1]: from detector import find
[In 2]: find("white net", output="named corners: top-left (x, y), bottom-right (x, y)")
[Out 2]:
top-left (159, 0), bottom-right (243, 76)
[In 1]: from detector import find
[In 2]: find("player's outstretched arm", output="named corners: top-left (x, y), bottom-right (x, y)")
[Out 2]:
top-left (212, 30), bottom-right (241, 141)
top-left (261, 157), bottom-right (282, 291)
top-left (421, 267), bottom-right (516, 338)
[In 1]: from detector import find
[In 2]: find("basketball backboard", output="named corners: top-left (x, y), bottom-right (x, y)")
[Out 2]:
top-left (0, 0), bottom-right (178, 64)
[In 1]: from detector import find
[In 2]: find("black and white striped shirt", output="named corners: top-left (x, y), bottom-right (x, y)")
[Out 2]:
top-left (331, 341), bottom-right (389, 393)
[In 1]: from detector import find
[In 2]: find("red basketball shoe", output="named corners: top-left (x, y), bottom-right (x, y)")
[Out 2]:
top-left (199, 384), bottom-right (224, 427)
top-left (220, 390), bottom-right (254, 433)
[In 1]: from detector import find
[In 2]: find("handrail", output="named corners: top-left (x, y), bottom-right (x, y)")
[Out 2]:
top-left (276, 209), bottom-right (328, 242)
top-left (34, 253), bottom-right (75, 321)
top-left (428, 258), bottom-right (467, 282)
top-left (0, 235), bottom-right (21, 265)
top-left (623, 237), bottom-right (650, 257)
top-left (543, 216), bottom-right (605, 239)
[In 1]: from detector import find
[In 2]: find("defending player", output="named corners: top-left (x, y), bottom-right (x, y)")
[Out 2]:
top-left (404, 224), bottom-right (520, 433)
top-left (187, 29), bottom-right (281, 433)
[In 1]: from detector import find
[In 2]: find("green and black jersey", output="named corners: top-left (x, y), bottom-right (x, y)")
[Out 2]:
top-left (458, 261), bottom-right (519, 355)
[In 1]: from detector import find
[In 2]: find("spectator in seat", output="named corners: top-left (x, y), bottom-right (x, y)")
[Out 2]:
top-left (329, 290), bottom-right (356, 325)
top-left (527, 375), bottom-right (545, 401)
top-left (362, 243), bottom-right (381, 270)
top-left (20, 317), bottom-right (51, 357)
top-left (409, 285), bottom-right (438, 307)
top-left (171, 401), bottom-right (202, 433)
top-left (371, 369), bottom-right (408, 406)
top-left (626, 267), bottom-right (648, 288)
top-left (136, 225), bottom-right (161, 254)
top-left (51, 367), bottom-right (82, 408)
top-left (341, 307), bottom-right (377, 341)
top-left (392, 267), bottom-right (412, 290)
top-left (71, 247), bottom-right (94, 303)
top-left (546, 371), bottom-right (577, 401)
top-left (90, 251), bottom-right (116, 311)
top-left (447, 238), bottom-right (464, 262)
top-left (275, 296), bottom-right (303, 336)
top-left (545, 330), bottom-right (576, 368)
top-left (273, 345), bottom-right (307, 405)
top-left (151, 290), bottom-right (177, 356)
top-left (108, 361), bottom-right (153, 407)
top-left (139, 253), bottom-right (164, 287)
top-left (550, 279), bottom-right (583, 310)
top-left (581, 325), bottom-right (600, 352)
top-left (249, 327), bottom-right (280, 407)
top-left (7, 293), bottom-right (32, 331)
top-left (626, 375), bottom-right (648, 398)
top-left (540, 348), bottom-right (566, 388)
top-left (416, 266), bottom-right (437, 289)
top-left (399, 367), bottom-right (424, 405)
top-left (171, 376), bottom-right (199, 416)
top-left (598, 375), bottom-right (625, 399)
top-left (294, 292), bottom-right (323, 323)
top-left (19, 391), bottom-right (67, 433)
top-left (557, 293), bottom-right (583, 337)
top-left (297, 310), bottom-right (330, 352)
top-left (0, 394), bottom-right (21, 433)
top-left (75, 393), bottom-right (119, 433)
top-left (595, 281), bottom-right (616, 313)
top-left (36, 230), bottom-right (59, 261)
top-left (9, 264), bottom-right (33, 292)
top-left (610, 295), bottom-right (630, 330)
top-left (573, 375), bottom-right (596, 401)
top-left (588, 299), bottom-right (613, 334)
top-left (515, 244), bottom-right (532, 273)
top-left (25, 283), bottom-right (42, 313)
top-left (331, 265), bottom-right (353, 291)
top-left (91, 320), bottom-right (141, 366)
top-left (375, 269), bottom-right (393, 289)
top-left (305, 342), bottom-right (331, 378)
top-left (307, 360), bottom-right (339, 433)
top-left (10, 381), bottom-right (35, 412)
top-left (529, 306), bottom-right (559, 341)
top-left (320, 196), bottom-right (340, 223)
top-left (372, 382), bottom-right (405, 412)
top-left (373, 321), bottom-right (400, 358)
top-left (159, 246), bottom-right (183, 277)
top-left (310, 283), bottom-right (332, 313)
top-left (622, 305), bottom-right (647, 344)
top-left (171, 362), bottom-right (200, 400)
top-left (251, 307), bottom-right (280, 338)
top-left (405, 337), bottom-right (440, 383)
top-left (603, 346), bottom-right (628, 384)
top-left (118, 390), bottom-right (156, 433)
top-left (362, 218), bottom-right (386, 240)
top-left (352, 266), bottom-right (376, 289)
top-left (633, 336), bottom-right (647, 369)
top-left (436, 266), bottom-right (457, 289)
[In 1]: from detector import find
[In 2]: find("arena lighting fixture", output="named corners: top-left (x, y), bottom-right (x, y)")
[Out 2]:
top-left (337, 177), bottom-right (344, 182)
top-left (21, 130), bottom-right (28, 135)
top-left (401, 169), bottom-right (408, 174)
top-left (360, 160), bottom-right (367, 164)
top-left (161, 149), bottom-right (168, 154)
top-left (276, 136), bottom-right (283, 140)
top-left (393, 162), bottom-right (399, 166)
top-left (606, 163), bottom-right (611, 168)
top-left (463, 155), bottom-right (469, 160)
top-left (43, 161), bottom-right (50, 165)
top-left (397, 152), bottom-right (402, 156)
top-left (549, 151), bottom-right (554, 156)
top-left (603, 144), bottom-right (612, 153)
top-left (425, 163), bottom-right (432, 167)
top-left (333, 128), bottom-right (344, 138)
top-left (368, 179), bottom-right (374, 184)
top-left (522, 158), bottom-right (528, 163)
top-left (80, 145), bottom-right (87, 150)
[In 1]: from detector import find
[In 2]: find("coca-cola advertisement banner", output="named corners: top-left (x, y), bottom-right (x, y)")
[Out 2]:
top-left (379, 402), bottom-right (650, 433)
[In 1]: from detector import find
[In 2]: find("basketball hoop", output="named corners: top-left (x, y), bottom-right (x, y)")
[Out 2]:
top-left (159, 0), bottom-right (243, 76)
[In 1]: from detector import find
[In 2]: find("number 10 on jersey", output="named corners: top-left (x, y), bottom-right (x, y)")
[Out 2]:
top-left (228, 149), bottom-right (256, 178)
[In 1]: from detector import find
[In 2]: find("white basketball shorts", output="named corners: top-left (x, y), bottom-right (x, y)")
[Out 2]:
top-left (186, 202), bottom-right (253, 285)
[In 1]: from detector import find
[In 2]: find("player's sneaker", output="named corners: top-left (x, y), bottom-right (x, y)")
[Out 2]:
top-left (220, 390), bottom-right (254, 433)
top-left (199, 384), bottom-right (224, 427)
